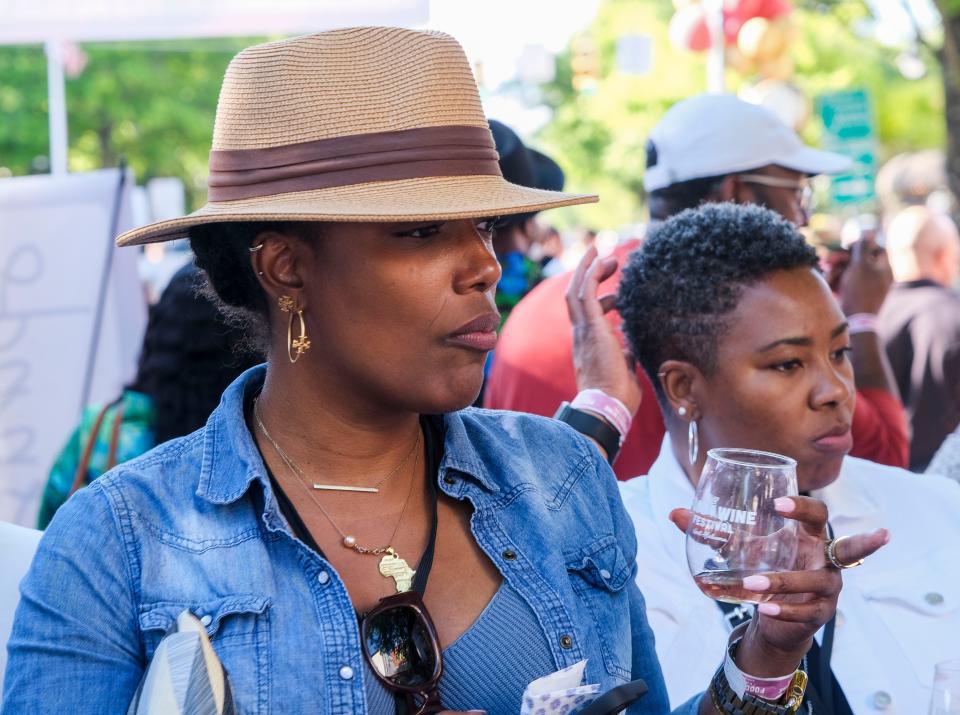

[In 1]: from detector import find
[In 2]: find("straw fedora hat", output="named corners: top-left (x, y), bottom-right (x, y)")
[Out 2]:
top-left (117, 27), bottom-right (597, 247)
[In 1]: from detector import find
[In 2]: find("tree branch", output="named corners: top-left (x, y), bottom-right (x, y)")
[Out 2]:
top-left (900, 0), bottom-right (938, 54)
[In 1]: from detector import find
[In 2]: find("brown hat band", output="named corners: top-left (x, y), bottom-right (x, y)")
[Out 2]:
top-left (207, 125), bottom-right (502, 201)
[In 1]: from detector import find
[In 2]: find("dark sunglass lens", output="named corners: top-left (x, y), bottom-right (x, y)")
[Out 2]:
top-left (364, 606), bottom-right (437, 687)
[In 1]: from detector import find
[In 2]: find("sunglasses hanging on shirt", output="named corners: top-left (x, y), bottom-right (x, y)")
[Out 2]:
top-left (360, 466), bottom-right (445, 714)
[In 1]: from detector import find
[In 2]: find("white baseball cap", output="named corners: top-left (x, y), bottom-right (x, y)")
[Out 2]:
top-left (644, 94), bottom-right (852, 192)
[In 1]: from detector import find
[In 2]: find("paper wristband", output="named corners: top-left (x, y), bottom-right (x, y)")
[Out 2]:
top-left (724, 638), bottom-right (795, 701)
top-left (570, 389), bottom-right (632, 437)
top-left (847, 312), bottom-right (878, 335)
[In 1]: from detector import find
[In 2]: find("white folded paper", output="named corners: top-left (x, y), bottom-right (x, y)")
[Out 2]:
top-left (521, 660), bottom-right (601, 715)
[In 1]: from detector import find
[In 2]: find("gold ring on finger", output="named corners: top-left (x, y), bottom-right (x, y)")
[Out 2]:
top-left (824, 535), bottom-right (864, 569)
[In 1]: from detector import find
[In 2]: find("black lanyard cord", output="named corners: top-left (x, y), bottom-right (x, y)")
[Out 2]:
top-left (264, 415), bottom-right (442, 597)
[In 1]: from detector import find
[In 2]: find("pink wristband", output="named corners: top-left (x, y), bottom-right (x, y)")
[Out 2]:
top-left (570, 389), bottom-right (632, 438)
top-left (846, 312), bottom-right (878, 335)
top-left (723, 637), bottom-right (794, 701)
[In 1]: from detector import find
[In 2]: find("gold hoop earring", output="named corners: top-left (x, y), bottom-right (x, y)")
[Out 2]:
top-left (278, 296), bottom-right (310, 363)
top-left (288, 309), bottom-right (311, 363)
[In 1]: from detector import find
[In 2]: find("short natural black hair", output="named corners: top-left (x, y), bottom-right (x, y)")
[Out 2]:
top-left (188, 220), bottom-right (316, 355)
top-left (648, 175), bottom-right (727, 221)
top-left (617, 203), bottom-right (819, 407)
top-left (644, 137), bottom-right (729, 221)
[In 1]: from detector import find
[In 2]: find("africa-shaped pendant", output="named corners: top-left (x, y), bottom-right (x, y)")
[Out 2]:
top-left (378, 547), bottom-right (416, 592)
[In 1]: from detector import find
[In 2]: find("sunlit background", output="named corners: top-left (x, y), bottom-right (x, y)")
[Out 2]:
top-left (0, 0), bottom-right (951, 235)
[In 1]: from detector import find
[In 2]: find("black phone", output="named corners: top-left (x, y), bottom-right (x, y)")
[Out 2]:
top-left (576, 679), bottom-right (649, 715)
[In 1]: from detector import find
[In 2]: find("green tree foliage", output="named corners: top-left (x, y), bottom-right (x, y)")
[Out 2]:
top-left (536, 0), bottom-right (944, 230)
top-left (0, 38), bottom-right (263, 208)
top-left (0, 13), bottom-right (944, 223)
top-left (791, 4), bottom-right (943, 155)
top-left (0, 45), bottom-right (48, 175)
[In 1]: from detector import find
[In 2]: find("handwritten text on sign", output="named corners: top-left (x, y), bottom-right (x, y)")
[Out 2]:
top-left (0, 170), bottom-right (145, 525)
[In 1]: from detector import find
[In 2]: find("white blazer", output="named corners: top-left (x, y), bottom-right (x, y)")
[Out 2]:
top-left (620, 436), bottom-right (960, 714)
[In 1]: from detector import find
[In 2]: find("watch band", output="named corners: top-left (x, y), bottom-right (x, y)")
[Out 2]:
top-left (553, 402), bottom-right (622, 464)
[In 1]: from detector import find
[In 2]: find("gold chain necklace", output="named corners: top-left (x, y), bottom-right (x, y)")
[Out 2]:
top-left (253, 400), bottom-right (421, 592)
top-left (253, 404), bottom-right (420, 494)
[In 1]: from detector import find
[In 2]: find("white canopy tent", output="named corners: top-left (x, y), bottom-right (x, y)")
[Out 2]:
top-left (0, 1), bottom-right (428, 525)
top-left (0, 0), bottom-right (430, 174)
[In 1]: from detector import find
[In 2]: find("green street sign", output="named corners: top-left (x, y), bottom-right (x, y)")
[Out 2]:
top-left (817, 89), bottom-right (877, 207)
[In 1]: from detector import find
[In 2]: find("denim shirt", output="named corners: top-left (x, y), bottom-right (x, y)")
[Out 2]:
top-left (3, 366), bottom-right (702, 714)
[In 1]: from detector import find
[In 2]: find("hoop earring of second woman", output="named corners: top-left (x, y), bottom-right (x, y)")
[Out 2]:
top-left (687, 419), bottom-right (699, 467)
top-left (279, 295), bottom-right (311, 363)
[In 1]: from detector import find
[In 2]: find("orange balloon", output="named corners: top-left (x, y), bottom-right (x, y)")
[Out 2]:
top-left (725, 45), bottom-right (755, 74)
top-left (758, 53), bottom-right (794, 80)
top-left (738, 16), bottom-right (790, 62)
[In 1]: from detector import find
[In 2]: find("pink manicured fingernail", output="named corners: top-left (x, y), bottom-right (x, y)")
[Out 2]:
top-left (757, 602), bottom-right (781, 616)
top-left (773, 497), bottom-right (795, 512)
top-left (876, 528), bottom-right (890, 544)
top-left (743, 575), bottom-right (771, 591)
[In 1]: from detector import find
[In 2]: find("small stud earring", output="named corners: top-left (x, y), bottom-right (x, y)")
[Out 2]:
top-left (678, 406), bottom-right (688, 417)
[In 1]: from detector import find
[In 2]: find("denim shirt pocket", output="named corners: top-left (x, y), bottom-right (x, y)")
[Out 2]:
top-left (139, 594), bottom-right (271, 714)
top-left (565, 535), bottom-right (633, 681)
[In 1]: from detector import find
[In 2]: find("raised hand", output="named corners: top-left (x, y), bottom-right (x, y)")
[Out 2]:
top-left (838, 237), bottom-right (892, 315)
top-left (565, 245), bottom-right (642, 416)
top-left (671, 496), bottom-right (888, 676)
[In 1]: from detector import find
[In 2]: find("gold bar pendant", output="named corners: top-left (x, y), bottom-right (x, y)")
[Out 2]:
top-left (312, 484), bottom-right (379, 493)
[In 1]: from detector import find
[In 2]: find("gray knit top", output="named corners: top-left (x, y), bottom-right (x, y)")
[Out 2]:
top-left (365, 582), bottom-right (556, 713)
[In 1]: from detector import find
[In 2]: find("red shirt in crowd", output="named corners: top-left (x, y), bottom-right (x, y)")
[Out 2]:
top-left (484, 241), bottom-right (910, 479)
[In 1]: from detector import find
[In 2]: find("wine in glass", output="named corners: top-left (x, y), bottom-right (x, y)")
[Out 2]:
top-left (687, 448), bottom-right (799, 604)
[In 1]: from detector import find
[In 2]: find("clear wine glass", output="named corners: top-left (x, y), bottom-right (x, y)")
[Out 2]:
top-left (930, 660), bottom-right (960, 714)
top-left (686, 448), bottom-right (800, 604)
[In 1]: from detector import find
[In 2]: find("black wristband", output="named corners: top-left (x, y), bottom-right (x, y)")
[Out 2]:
top-left (710, 663), bottom-right (807, 715)
top-left (553, 402), bottom-right (622, 464)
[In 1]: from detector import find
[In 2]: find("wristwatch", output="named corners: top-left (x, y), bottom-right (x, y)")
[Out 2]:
top-left (710, 663), bottom-right (808, 715)
top-left (553, 402), bottom-right (623, 464)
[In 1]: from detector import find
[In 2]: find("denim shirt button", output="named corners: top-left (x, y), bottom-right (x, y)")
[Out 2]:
top-left (339, 665), bottom-right (354, 680)
top-left (199, 614), bottom-right (213, 627)
top-left (559, 634), bottom-right (573, 649)
top-left (317, 571), bottom-right (330, 585)
top-left (502, 549), bottom-right (517, 561)
top-left (443, 475), bottom-right (457, 486)
top-left (599, 569), bottom-right (611, 580)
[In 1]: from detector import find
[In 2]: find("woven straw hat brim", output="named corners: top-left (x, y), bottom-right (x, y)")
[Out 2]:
top-left (117, 175), bottom-right (597, 246)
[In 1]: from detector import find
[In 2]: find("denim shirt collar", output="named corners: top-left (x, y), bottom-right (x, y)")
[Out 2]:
top-left (196, 365), bottom-right (272, 505)
top-left (195, 365), bottom-right (499, 505)
top-left (435, 408), bottom-right (501, 494)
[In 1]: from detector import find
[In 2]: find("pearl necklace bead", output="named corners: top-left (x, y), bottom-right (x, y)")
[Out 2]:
top-left (342, 535), bottom-right (357, 548)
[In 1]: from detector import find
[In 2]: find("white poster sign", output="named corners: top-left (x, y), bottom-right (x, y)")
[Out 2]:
top-left (0, 0), bottom-right (428, 43)
top-left (0, 169), bottom-right (146, 526)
